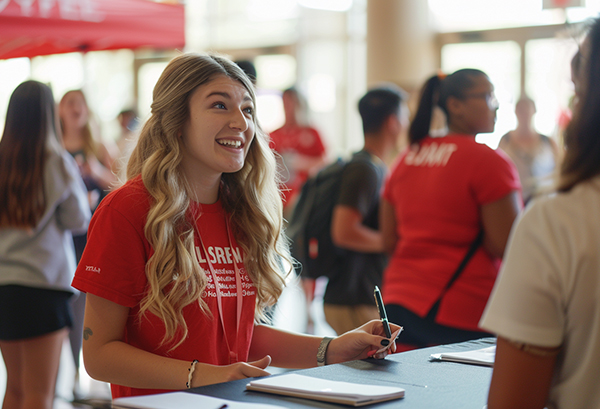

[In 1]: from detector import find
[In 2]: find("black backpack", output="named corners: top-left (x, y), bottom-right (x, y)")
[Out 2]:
top-left (286, 158), bottom-right (350, 279)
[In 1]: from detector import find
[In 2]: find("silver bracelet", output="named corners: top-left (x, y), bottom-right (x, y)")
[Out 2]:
top-left (317, 337), bottom-right (334, 367)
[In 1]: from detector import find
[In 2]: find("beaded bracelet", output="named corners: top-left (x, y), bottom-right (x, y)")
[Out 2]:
top-left (186, 359), bottom-right (199, 389)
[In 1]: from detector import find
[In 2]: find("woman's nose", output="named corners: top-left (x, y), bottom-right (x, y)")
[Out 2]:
top-left (229, 109), bottom-right (249, 131)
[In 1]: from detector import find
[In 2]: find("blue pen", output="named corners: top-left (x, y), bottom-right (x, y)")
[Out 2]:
top-left (374, 286), bottom-right (392, 338)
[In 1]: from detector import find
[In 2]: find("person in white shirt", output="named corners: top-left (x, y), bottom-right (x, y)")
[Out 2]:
top-left (480, 17), bottom-right (600, 409)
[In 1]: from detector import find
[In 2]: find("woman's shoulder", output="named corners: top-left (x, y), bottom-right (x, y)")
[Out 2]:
top-left (521, 178), bottom-right (600, 238)
top-left (453, 136), bottom-right (514, 164)
top-left (97, 177), bottom-right (151, 219)
top-left (536, 177), bottom-right (600, 212)
top-left (44, 148), bottom-right (78, 183)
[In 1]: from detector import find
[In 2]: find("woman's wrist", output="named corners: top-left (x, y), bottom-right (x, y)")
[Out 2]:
top-left (186, 359), bottom-right (199, 389)
top-left (317, 337), bottom-right (334, 366)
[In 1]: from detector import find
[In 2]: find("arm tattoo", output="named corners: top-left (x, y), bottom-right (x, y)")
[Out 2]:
top-left (83, 327), bottom-right (93, 341)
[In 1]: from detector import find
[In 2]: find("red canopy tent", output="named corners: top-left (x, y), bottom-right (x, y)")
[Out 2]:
top-left (0, 0), bottom-right (185, 60)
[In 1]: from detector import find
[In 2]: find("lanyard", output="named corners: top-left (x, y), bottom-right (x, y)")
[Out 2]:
top-left (197, 215), bottom-right (243, 364)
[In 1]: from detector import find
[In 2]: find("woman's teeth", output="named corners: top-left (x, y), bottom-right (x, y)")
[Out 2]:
top-left (217, 140), bottom-right (242, 148)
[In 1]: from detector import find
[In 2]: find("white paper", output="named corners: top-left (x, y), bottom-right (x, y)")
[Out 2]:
top-left (429, 345), bottom-right (496, 367)
top-left (112, 391), bottom-right (287, 409)
top-left (246, 373), bottom-right (405, 406)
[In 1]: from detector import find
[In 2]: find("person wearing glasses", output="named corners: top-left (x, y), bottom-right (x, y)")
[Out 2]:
top-left (380, 69), bottom-right (522, 350)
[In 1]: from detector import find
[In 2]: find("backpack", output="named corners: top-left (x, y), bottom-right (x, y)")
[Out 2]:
top-left (286, 158), bottom-right (350, 279)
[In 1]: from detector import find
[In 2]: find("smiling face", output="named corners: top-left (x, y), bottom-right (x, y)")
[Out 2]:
top-left (180, 75), bottom-right (255, 188)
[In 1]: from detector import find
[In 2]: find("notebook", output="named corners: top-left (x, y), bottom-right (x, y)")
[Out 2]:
top-left (246, 373), bottom-right (405, 407)
top-left (429, 345), bottom-right (496, 367)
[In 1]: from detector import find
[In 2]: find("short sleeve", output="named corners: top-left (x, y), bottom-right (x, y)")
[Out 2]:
top-left (71, 190), bottom-right (150, 308)
top-left (337, 159), bottom-right (379, 217)
top-left (480, 201), bottom-right (565, 347)
top-left (470, 146), bottom-right (521, 205)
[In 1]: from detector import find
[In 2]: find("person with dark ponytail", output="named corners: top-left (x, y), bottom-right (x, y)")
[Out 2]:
top-left (380, 69), bottom-right (522, 350)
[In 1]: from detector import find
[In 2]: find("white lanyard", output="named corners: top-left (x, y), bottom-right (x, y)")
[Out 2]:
top-left (197, 215), bottom-right (243, 364)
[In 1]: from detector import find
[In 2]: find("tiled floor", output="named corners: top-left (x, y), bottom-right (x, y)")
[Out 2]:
top-left (1, 276), bottom-right (335, 408)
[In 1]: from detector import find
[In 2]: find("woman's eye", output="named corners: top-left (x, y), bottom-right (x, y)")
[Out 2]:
top-left (213, 102), bottom-right (226, 109)
top-left (243, 107), bottom-right (254, 115)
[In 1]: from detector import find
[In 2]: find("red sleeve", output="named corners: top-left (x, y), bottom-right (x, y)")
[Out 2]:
top-left (71, 182), bottom-right (152, 308)
top-left (470, 144), bottom-right (521, 205)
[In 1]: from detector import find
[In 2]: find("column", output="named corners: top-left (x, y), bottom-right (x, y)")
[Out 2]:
top-left (366, 0), bottom-right (437, 92)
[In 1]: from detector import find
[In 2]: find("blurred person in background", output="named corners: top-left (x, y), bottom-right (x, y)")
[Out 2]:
top-left (380, 69), bottom-right (522, 350)
top-left (497, 96), bottom-right (561, 204)
top-left (323, 85), bottom-right (407, 335)
top-left (59, 89), bottom-right (117, 205)
top-left (0, 80), bottom-right (90, 409)
top-left (59, 89), bottom-right (117, 398)
top-left (270, 87), bottom-right (328, 331)
top-left (113, 108), bottom-right (140, 180)
top-left (270, 87), bottom-right (328, 216)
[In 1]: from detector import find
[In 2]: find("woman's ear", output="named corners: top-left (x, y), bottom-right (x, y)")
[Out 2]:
top-left (445, 95), bottom-right (463, 117)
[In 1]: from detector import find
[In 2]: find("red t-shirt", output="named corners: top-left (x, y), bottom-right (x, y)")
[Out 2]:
top-left (270, 125), bottom-right (326, 207)
top-left (72, 177), bottom-right (257, 398)
top-left (382, 135), bottom-right (521, 331)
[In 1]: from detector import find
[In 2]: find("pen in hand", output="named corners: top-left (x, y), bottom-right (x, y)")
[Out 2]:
top-left (374, 286), bottom-right (392, 339)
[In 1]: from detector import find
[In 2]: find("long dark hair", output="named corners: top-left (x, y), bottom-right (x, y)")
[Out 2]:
top-left (559, 18), bottom-right (600, 192)
top-left (0, 81), bottom-right (59, 228)
top-left (409, 69), bottom-right (487, 145)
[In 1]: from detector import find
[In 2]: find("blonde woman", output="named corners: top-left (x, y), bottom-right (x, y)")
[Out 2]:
top-left (72, 53), bottom-right (400, 398)
top-left (0, 81), bottom-right (90, 409)
top-left (59, 89), bottom-right (116, 198)
top-left (59, 88), bottom-right (118, 398)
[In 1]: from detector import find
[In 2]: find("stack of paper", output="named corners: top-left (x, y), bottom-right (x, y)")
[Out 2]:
top-left (429, 345), bottom-right (496, 367)
top-left (246, 373), bottom-right (405, 407)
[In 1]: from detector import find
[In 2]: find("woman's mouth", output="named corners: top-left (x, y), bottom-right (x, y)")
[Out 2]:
top-left (217, 139), bottom-right (242, 148)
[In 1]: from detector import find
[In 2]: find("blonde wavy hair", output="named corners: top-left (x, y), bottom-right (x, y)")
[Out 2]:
top-left (126, 53), bottom-right (291, 349)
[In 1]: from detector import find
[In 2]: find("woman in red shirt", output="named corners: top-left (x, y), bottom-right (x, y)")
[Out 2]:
top-left (380, 69), bottom-right (522, 350)
top-left (72, 53), bottom-right (400, 398)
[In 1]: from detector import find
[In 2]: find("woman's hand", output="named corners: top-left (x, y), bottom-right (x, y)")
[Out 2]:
top-left (326, 319), bottom-right (402, 365)
top-left (193, 356), bottom-right (272, 387)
